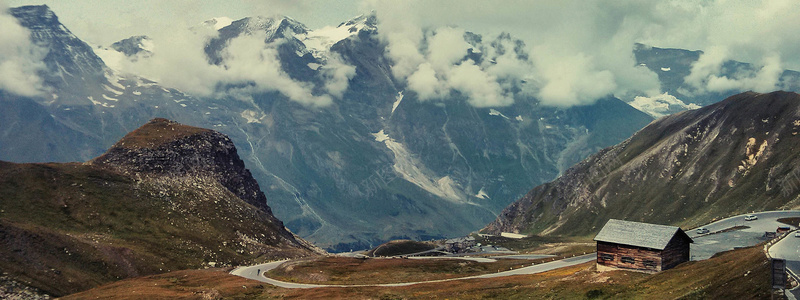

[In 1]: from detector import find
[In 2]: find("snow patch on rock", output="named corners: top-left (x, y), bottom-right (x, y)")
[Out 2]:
top-left (372, 129), bottom-right (464, 202)
top-left (391, 91), bottom-right (404, 115)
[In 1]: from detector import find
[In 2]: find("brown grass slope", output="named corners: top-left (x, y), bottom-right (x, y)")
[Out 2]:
top-left (63, 243), bottom-right (770, 299)
top-left (485, 91), bottom-right (800, 237)
top-left (0, 119), bottom-right (321, 296)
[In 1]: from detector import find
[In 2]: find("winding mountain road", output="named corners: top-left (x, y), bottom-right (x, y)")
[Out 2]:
top-left (690, 211), bottom-right (800, 260)
top-left (232, 210), bottom-right (800, 289)
top-left (230, 254), bottom-right (596, 289)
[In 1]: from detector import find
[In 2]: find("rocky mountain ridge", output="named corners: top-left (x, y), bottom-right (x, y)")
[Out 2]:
top-left (485, 91), bottom-right (800, 236)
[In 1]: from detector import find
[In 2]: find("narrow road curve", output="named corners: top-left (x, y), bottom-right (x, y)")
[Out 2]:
top-left (768, 229), bottom-right (800, 299)
top-left (230, 254), bottom-right (596, 289)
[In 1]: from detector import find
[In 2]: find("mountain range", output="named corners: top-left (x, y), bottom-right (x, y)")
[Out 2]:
top-left (2, 5), bottom-right (800, 251)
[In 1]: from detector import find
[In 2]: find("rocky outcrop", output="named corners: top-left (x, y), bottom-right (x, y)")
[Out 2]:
top-left (485, 91), bottom-right (800, 236)
top-left (91, 118), bottom-right (271, 213)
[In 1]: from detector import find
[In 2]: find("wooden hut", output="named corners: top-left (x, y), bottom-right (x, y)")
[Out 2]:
top-left (594, 219), bottom-right (693, 273)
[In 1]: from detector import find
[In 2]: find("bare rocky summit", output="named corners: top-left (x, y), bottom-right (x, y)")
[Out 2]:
top-left (91, 118), bottom-right (272, 213)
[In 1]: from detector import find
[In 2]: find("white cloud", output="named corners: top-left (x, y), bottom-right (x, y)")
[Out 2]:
top-left (0, 1), bottom-right (48, 97)
top-left (448, 61), bottom-right (512, 107)
top-left (629, 92), bottom-right (700, 118)
top-left (375, 1), bottom-right (425, 81)
top-left (99, 20), bottom-right (354, 107)
top-left (12, 0), bottom-right (800, 107)
top-left (685, 46), bottom-right (783, 94)
top-left (407, 62), bottom-right (446, 100)
top-left (218, 32), bottom-right (333, 106)
top-left (532, 49), bottom-right (617, 107)
top-left (320, 53), bottom-right (356, 98)
top-left (374, 16), bottom-right (521, 107)
top-left (367, 0), bottom-right (661, 108)
top-left (365, 0), bottom-right (800, 107)
top-left (483, 39), bottom-right (530, 81)
top-left (425, 27), bottom-right (470, 73)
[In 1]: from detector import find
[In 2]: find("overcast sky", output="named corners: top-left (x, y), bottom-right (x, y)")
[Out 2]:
top-left (3, 0), bottom-right (800, 107)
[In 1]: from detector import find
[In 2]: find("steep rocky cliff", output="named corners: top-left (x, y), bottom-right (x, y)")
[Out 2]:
top-left (485, 91), bottom-right (800, 236)
top-left (0, 119), bottom-right (322, 297)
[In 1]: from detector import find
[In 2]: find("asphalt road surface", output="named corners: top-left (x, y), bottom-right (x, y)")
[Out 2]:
top-left (690, 211), bottom-right (800, 260)
top-left (769, 227), bottom-right (800, 299)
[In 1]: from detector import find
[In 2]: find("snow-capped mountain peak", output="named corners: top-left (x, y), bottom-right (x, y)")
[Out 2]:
top-left (300, 13), bottom-right (377, 60)
top-left (232, 15), bottom-right (309, 40)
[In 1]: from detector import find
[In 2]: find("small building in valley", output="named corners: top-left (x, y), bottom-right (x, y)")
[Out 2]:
top-left (444, 236), bottom-right (476, 253)
top-left (594, 219), bottom-right (693, 273)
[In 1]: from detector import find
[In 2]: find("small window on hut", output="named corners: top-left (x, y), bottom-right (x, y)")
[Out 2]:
top-left (621, 256), bottom-right (635, 264)
top-left (600, 253), bottom-right (614, 261)
top-left (643, 260), bottom-right (657, 268)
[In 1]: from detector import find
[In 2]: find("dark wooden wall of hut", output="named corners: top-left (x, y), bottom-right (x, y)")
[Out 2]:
top-left (597, 242), bottom-right (663, 272)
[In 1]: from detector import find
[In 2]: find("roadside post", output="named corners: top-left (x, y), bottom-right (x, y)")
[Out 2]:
top-left (773, 258), bottom-right (786, 299)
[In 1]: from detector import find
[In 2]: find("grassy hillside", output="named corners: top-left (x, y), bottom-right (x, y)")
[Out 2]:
top-left (0, 161), bottom-right (316, 296)
top-left (62, 244), bottom-right (771, 299)
top-left (0, 119), bottom-right (322, 296)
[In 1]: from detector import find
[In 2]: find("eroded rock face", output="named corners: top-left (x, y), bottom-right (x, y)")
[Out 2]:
top-left (485, 91), bottom-right (800, 236)
top-left (91, 118), bottom-right (270, 213)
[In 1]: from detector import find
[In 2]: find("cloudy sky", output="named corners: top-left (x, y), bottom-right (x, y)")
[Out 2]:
top-left (3, 0), bottom-right (800, 107)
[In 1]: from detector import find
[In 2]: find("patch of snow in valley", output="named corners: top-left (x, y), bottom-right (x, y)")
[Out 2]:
top-left (103, 84), bottom-right (123, 95)
top-left (307, 63), bottom-right (321, 70)
top-left (475, 188), bottom-right (489, 199)
top-left (372, 129), bottom-right (390, 142)
top-left (372, 129), bottom-right (464, 202)
top-left (87, 96), bottom-right (100, 106)
top-left (104, 71), bottom-right (127, 90)
top-left (241, 109), bottom-right (265, 124)
top-left (661, 67), bottom-right (671, 71)
top-left (101, 94), bottom-right (118, 101)
top-left (391, 91), bottom-right (404, 115)
top-left (489, 109), bottom-right (510, 119)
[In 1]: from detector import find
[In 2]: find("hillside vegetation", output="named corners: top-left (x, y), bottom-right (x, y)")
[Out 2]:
top-left (0, 119), bottom-right (320, 296)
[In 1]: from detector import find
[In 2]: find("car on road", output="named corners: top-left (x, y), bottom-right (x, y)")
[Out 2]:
top-left (795, 232), bottom-right (800, 238)
top-left (696, 227), bottom-right (710, 234)
top-left (744, 215), bottom-right (758, 221)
